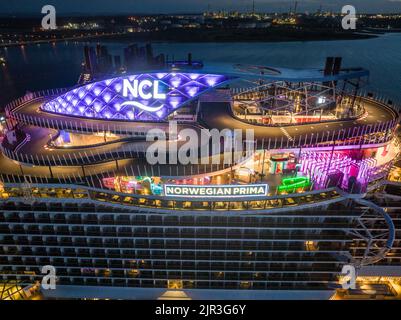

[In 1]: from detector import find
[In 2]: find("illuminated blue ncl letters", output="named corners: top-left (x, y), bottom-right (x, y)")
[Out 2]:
top-left (123, 79), bottom-right (166, 100)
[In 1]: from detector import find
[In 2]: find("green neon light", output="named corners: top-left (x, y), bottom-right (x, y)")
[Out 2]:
top-left (278, 176), bottom-right (311, 192)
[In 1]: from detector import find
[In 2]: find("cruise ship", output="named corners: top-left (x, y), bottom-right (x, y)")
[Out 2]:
top-left (1, 57), bottom-right (400, 300)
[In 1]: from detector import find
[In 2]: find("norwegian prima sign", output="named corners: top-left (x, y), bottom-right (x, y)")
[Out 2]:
top-left (164, 184), bottom-right (269, 198)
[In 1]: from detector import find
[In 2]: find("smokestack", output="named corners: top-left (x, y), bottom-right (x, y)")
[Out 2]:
top-left (332, 57), bottom-right (342, 75)
top-left (96, 43), bottom-right (102, 57)
top-left (324, 57), bottom-right (334, 76)
top-left (83, 45), bottom-right (92, 73)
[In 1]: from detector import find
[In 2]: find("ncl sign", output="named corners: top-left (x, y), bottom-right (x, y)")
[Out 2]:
top-left (121, 79), bottom-right (167, 112)
top-left (123, 79), bottom-right (166, 100)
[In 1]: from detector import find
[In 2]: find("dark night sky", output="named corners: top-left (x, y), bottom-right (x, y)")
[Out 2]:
top-left (0, 0), bottom-right (400, 15)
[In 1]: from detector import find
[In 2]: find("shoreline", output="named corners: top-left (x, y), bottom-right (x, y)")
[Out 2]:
top-left (0, 28), bottom-right (383, 48)
top-left (94, 28), bottom-right (380, 43)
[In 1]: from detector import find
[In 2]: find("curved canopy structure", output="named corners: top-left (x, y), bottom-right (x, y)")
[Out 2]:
top-left (41, 73), bottom-right (232, 121)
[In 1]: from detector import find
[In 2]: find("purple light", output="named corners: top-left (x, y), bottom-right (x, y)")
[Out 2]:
top-left (205, 76), bottom-right (220, 87)
top-left (103, 93), bottom-right (112, 103)
top-left (186, 86), bottom-right (199, 97)
top-left (78, 90), bottom-right (86, 99)
top-left (93, 87), bottom-right (102, 96)
top-left (168, 97), bottom-right (182, 109)
top-left (189, 73), bottom-right (200, 80)
top-left (94, 102), bottom-right (103, 113)
top-left (170, 77), bottom-right (181, 88)
top-left (127, 111), bottom-right (135, 120)
top-left (156, 73), bottom-right (167, 79)
top-left (85, 96), bottom-right (93, 106)
top-left (114, 83), bottom-right (122, 93)
top-left (156, 109), bottom-right (164, 118)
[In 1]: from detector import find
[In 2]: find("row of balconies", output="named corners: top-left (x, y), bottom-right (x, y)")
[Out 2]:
top-left (1, 224), bottom-right (351, 236)
top-left (0, 226), bottom-right (351, 239)
top-left (0, 217), bottom-right (355, 228)
top-left (1, 239), bottom-right (347, 252)
top-left (0, 203), bottom-right (119, 214)
top-left (0, 212), bottom-right (356, 227)
top-left (1, 256), bottom-right (342, 270)
top-left (1, 237), bottom-right (350, 250)
top-left (0, 251), bottom-right (341, 262)
top-left (1, 266), bottom-right (338, 280)
top-left (2, 274), bottom-right (332, 290)
top-left (0, 259), bottom-right (341, 273)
